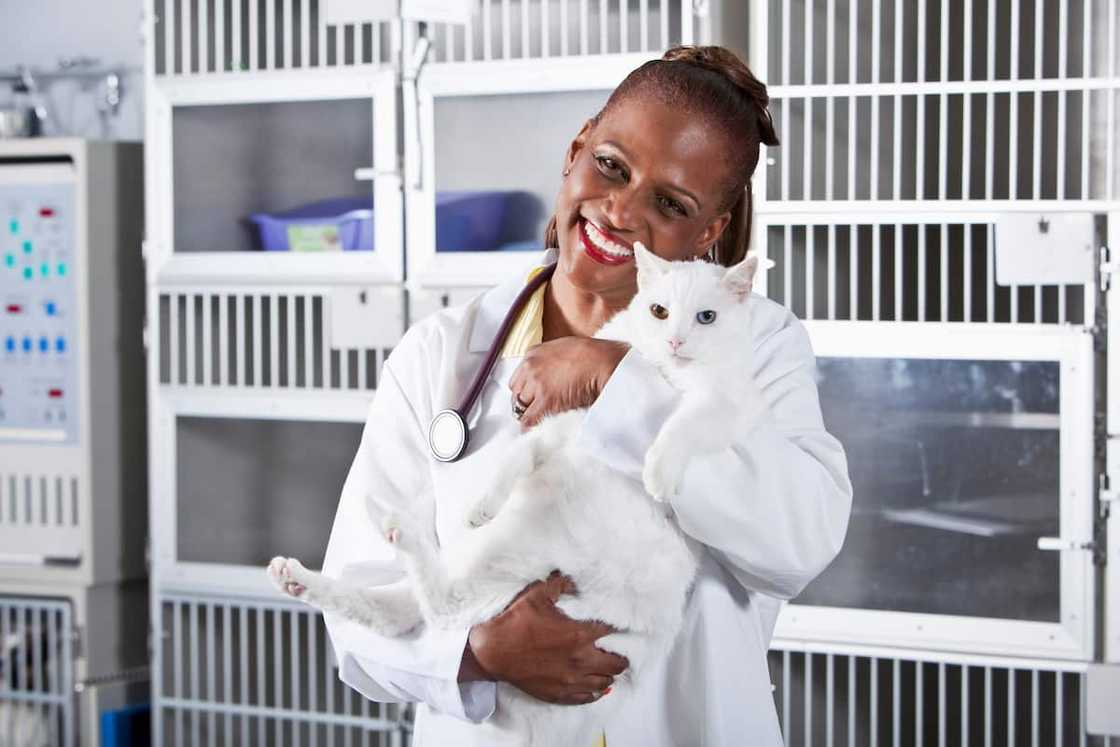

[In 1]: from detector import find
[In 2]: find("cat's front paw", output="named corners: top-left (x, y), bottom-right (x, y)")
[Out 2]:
top-left (464, 496), bottom-right (498, 528)
top-left (267, 556), bottom-right (310, 599)
top-left (643, 442), bottom-right (688, 503)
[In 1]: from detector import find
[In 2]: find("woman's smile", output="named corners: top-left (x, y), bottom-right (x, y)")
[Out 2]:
top-left (578, 217), bottom-right (634, 266)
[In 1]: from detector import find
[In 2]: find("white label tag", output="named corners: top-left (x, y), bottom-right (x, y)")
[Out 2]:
top-left (400, 0), bottom-right (473, 23)
top-left (322, 0), bottom-right (398, 24)
top-left (994, 212), bottom-right (1096, 286)
top-left (328, 287), bottom-right (404, 349)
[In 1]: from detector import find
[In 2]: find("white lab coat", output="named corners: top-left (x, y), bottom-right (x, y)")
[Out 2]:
top-left (321, 259), bottom-right (853, 746)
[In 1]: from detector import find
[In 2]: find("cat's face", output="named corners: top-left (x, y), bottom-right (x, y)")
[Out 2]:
top-left (628, 242), bottom-right (765, 369)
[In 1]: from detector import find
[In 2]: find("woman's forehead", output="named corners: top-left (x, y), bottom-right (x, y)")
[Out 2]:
top-left (592, 97), bottom-right (733, 204)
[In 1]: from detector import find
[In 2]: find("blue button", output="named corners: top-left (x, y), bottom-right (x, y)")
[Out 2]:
top-left (22, 240), bottom-right (32, 253)
top-left (38, 336), bottom-right (48, 353)
top-left (55, 336), bottom-right (66, 353)
top-left (21, 336), bottom-right (32, 352)
top-left (45, 302), bottom-right (57, 316)
top-left (22, 267), bottom-right (32, 280)
top-left (9, 219), bottom-right (18, 234)
top-left (3, 254), bottom-right (13, 267)
top-left (56, 262), bottom-right (66, 277)
top-left (4, 336), bottom-right (14, 352)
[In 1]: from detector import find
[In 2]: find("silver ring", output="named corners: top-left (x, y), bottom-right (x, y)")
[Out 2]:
top-left (511, 395), bottom-right (529, 420)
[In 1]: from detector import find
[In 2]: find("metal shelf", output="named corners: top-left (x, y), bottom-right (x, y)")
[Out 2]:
top-left (154, 251), bottom-right (402, 288)
top-left (160, 387), bottom-right (373, 423)
top-left (150, 66), bottom-right (393, 107)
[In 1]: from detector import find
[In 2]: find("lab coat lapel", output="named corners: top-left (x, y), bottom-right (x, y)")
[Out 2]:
top-left (466, 249), bottom-right (556, 355)
top-left (432, 265), bottom-right (544, 539)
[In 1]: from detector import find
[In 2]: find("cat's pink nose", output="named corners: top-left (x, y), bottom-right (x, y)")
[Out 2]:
top-left (668, 338), bottom-right (683, 352)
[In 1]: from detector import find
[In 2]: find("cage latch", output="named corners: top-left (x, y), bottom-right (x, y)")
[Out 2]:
top-left (1037, 537), bottom-right (1096, 553)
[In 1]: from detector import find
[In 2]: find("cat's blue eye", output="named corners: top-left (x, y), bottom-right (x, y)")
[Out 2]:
top-left (650, 303), bottom-right (669, 320)
top-left (696, 310), bottom-right (717, 325)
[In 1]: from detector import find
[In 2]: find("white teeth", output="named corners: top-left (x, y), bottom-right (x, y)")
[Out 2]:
top-left (584, 219), bottom-right (633, 258)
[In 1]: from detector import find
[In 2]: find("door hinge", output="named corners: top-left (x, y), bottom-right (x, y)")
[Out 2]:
top-left (1100, 245), bottom-right (1116, 292)
top-left (1100, 473), bottom-right (1119, 519)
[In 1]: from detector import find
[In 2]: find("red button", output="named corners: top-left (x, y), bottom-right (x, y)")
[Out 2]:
top-left (39, 207), bottom-right (55, 217)
top-left (5, 304), bottom-right (20, 314)
top-left (48, 388), bottom-right (63, 399)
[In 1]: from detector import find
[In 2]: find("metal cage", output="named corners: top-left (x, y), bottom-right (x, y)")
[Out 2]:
top-left (0, 596), bottom-right (76, 747)
top-left (148, 0), bottom-right (697, 77)
top-left (767, 647), bottom-right (1107, 746)
top-left (155, 593), bottom-right (407, 747)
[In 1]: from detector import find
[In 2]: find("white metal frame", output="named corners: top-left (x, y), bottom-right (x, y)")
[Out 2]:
top-left (150, 0), bottom-right (398, 76)
top-left (1106, 209), bottom-right (1120, 666)
top-left (774, 322), bottom-right (1097, 661)
top-left (405, 52), bottom-right (660, 290)
top-left (767, 644), bottom-right (1096, 745)
top-left (148, 388), bottom-right (371, 598)
top-left (145, 67), bottom-right (404, 286)
top-left (752, 212), bottom-right (1096, 327)
top-left (419, 0), bottom-right (693, 63)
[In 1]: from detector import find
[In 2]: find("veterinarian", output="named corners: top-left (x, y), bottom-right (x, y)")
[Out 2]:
top-left (321, 45), bottom-right (853, 746)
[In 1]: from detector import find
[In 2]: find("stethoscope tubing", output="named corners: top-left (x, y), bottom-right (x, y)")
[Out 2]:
top-left (428, 262), bottom-right (557, 462)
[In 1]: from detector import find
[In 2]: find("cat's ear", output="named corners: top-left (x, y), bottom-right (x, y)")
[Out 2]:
top-left (634, 241), bottom-right (671, 287)
top-left (722, 255), bottom-right (775, 301)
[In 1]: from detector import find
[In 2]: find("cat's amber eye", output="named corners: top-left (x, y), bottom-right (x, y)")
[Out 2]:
top-left (696, 310), bottom-right (717, 325)
top-left (650, 303), bottom-right (669, 320)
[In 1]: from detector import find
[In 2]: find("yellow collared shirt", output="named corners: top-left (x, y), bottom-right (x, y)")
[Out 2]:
top-left (499, 266), bottom-right (549, 359)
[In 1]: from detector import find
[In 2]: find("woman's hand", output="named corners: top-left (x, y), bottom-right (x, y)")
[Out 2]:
top-left (510, 338), bottom-right (629, 429)
top-left (461, 572), bottom-right (629, 705)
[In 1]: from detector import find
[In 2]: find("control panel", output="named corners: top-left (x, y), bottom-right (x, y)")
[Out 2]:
top-left (0, 177), bottom-right (78, 443)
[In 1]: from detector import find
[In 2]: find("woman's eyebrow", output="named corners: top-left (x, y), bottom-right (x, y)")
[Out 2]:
top-left (601, 140), bottom-right (701, 211)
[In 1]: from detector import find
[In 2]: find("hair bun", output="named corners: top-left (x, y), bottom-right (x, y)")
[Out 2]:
top-left (661, 45), bottom-right (779, 147)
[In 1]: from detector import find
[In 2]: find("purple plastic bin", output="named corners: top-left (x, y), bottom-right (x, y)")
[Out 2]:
top-left (249, 197), bottom-right (373, 252)
top-left (250, 191), bottom-right (520, 253)
top-left (435, 191), bottom-right (513, 251)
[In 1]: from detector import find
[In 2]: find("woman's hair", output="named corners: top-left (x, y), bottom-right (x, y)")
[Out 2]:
top-left (545, 45), bottom-right (779, 267)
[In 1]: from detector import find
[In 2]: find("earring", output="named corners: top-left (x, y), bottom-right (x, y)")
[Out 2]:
top-left (562, 168), bottom-right (571, 176)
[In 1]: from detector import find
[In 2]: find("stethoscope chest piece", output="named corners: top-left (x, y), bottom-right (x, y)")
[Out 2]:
top-left (429, 408), bottom-right (468, 463)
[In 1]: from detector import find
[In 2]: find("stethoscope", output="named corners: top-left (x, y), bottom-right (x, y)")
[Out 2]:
top-left (427, 263), bottom-right (557, 462)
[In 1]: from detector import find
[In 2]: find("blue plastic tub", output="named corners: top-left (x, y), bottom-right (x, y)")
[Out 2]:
top-left (100, 703), bottom-right (150, 747)
top-left (249, 197), bottom-right (373, 252)
top-left (434, 191), bottom-right (513, 251)
top-left (250, 192), bottom-right (522, 252)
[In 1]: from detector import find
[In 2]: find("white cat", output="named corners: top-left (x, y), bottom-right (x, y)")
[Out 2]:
top-left (268, 242), bottom-right (769, 746)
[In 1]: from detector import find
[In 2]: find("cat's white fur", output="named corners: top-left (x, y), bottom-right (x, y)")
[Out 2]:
top-left (268, 243), bottom-right (769, 746)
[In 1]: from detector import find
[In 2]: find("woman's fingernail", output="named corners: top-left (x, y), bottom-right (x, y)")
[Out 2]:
top-left (603, 687), bottom-right (612, 695)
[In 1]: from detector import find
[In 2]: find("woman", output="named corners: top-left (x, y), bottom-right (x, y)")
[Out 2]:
top-left (321, 46), bottom-right (852, 745)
